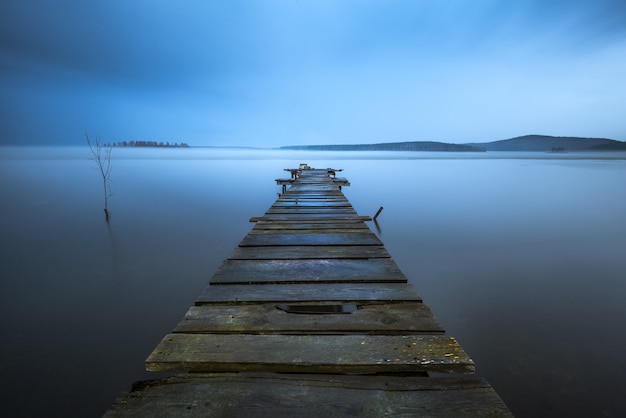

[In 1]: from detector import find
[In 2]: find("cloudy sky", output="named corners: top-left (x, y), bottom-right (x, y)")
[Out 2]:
top-left (1, 0), bottom-right (625, 146)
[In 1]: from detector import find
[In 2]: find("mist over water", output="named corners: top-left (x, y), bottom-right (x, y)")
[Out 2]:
top-left (1, 147), bottom-right (625, 417)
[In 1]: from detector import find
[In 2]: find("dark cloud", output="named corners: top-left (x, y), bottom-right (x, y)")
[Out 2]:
top-left (1, 1), bottom-right (256, 89)
top-left (1, 1), bottom-right (625, 146)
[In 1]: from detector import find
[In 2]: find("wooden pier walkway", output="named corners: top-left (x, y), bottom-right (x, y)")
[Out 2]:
top-left (106, 166), bottom-right (511, 417)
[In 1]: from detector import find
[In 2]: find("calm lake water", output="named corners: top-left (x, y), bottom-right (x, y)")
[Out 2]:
top-left (1, 146), bottom-right (626, 417)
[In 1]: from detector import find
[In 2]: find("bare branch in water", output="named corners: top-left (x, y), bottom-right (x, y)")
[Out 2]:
top-left (86, 133), bottom-right (113, 221)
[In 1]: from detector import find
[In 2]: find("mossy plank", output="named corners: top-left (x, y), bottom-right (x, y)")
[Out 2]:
top-left (228, 245), bottom-right (389, 259)
top-left (196, 282), bottom-right (422, 304)
top-left (210, 259), bottom-right (406, 284)
top-left (145, 334), bottom-right (474, 374)
top-left (174, 302), bottom-right (444, 334)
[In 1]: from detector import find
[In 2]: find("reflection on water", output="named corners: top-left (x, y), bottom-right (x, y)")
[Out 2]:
top-left (1, 147), bottom-right (625, 417)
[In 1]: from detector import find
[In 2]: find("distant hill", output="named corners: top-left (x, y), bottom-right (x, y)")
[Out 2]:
top-left (281, 141), bottom-right (486, 152)
top-left (280, 135), bottom-right (626, 153)
top-left (464, 135), bottom-right (626, 151)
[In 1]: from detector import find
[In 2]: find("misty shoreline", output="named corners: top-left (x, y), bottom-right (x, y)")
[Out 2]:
top-left (2, 146), bottom-right (626, 162)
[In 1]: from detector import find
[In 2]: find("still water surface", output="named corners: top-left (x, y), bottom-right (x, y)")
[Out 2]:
top-left (1, 147), bottom-right (625, 417)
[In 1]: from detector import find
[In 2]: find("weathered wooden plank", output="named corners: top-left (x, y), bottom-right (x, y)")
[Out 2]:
top-left (287, 188), bottom-right (342, 193)
top-left (250, 219), bottom-right (372, 228)
top-left (250, 214), bottom-right (372, 222)
top-left (253, 222), bottom-right (369, 230)
top-left (276, 199), bottom-right (348, 202)
top-left (282, 190), bottom-right (343, 195)
top-left (289, 183), bottom-right (348, 188)
top-left (174, 302), bottom-right (444, 334)
top-left (276, 197), bottom-right (349, 201)
top-left (228, 245), bottom-right (389, 259)
top-left (272, 201), bottom-right (352, 207)
top-left (239, 232), bottom-right (382, 247)
top-left (211, 259), bottom-right (406, 284)
top-left (272, 202), bottom-right (352, 207)
top-left (270, 206), bottom-right (353, 212)
top-left (287, 181), bottom-right (344, 186)
top-left (105, 373), bottom-right (512, 418)
top-left (250, 227), bottom-right (371, 234)
top-left (145, 334), bottom-right (474, 374)
top-left (279, 196), bottom-right (345, 200)
top-left (196, 282), bottom-right (422, 304)
top-left (288, 183), bottom-right (338, 188)
top-left (289, 180), bottom-right (347, 186)
top-left (266, 208), bottom-right (357, 214)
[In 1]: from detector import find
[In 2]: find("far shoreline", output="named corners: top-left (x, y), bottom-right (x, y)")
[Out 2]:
top-left (2, 145), bottom-right (626, 161)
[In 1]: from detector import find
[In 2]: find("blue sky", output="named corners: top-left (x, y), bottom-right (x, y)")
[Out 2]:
top-left (1, 0), bottom-right (625, 146)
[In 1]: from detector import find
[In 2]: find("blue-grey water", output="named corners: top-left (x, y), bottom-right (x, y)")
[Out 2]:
top-left (1, 146), bottom-right (625, 417)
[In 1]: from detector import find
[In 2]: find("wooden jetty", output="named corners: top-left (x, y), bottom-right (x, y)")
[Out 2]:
top-left (106, 166), bottom-right (511, 417)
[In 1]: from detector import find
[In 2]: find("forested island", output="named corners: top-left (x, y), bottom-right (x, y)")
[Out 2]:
top-left (106, 140), bottom-right (190, 148)
top-left (281, 135), bottom-right (626, 152)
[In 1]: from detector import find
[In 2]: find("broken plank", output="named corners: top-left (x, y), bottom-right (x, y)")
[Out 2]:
top-left (145, 334), bottom-right (474, 374)
top-left (174, 302), bottom-right (444, 335)
top-left (196, 282), bottom-right (422, 304)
